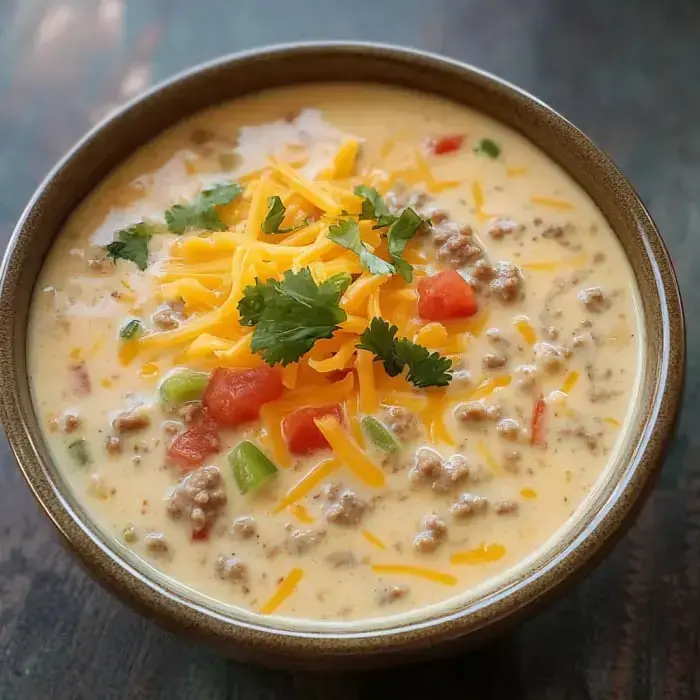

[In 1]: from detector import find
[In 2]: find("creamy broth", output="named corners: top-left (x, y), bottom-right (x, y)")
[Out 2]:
top-left (28, 84), bottom-right (641, 622)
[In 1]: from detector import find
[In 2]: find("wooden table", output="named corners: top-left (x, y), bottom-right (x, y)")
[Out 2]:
top-left (1, 0), bottom-right (698, 697)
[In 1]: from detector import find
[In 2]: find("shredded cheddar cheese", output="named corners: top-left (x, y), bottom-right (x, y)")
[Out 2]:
top-left (421, 390), bottom-right (454, 446)
top-left (341, 274), bottom-right (388, 315)
top-left (356, 350), bottom-right (379, 413)
top-left (514, 318), bottom-right (537, 345)
top-left (469, 375), bottom-right (512, 400)
top-left (530, 195), bottom-right (575, 210)
top-left (259, 567), bottom-right (304, 614)
top-left (345, 393), bottom-right (366, 448)
top-left (451, 544), bottom-right (506, 565)
top-left (561, 370), bottom-right (580, 394)
top-left (371, 564), bottom-right (457, 586)
top-left (477, 440), bottom-right (501, 474)
top-left (314, 416), bottom-right (386, 488)
top-left (308, 339), bottom-right (356, 373)
top-left (414, 322), bottom-right (448, 348)
top-left (270, 159), bottom-right (339, 211)
top-left (520, 252), bottom-right (587, 271)
top-left (273, 458), bottom-right (340, 512)
top-left (319, 139), bottom-right (360, 179)
top-left (282, 362), bottom-right (299, 390)
top-left (289, 503), bottom-right (315, 524)
top-left (362, 529), bottom-right (387, 550)
top-left (472, 180), bottom-right (495, 221)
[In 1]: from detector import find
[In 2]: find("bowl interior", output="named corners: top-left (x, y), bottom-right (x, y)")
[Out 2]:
top-left (0, 43), bottom-right (684, 662)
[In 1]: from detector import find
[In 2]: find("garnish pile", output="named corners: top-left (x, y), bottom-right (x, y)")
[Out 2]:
top-left (108, 144), bottom-right (484, 395)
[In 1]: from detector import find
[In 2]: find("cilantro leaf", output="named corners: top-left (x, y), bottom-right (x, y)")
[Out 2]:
top-left (394, 338), bottom-right (453, 388)
top-left (104, 222), bottom-right (153, 271)
top-left (238, 268), bottom-right (351, 366)
top-left (392, 257), bottom-right (414, 283)
top-left (262, 196), bottom-right (286, 233)
top-left (354, 185), bottom-right (390, 220)
top-left (356, 318), bottom-right (403, 376)
top-left (373, 214), bottom-right (399, 229)
top-left (238, 278), bottom-right (279, 327)
top-left (260, 195), bottom-right (309, 235)
top-left (356, 318), bottom-right (453, 388)
top-left (252, 323), bottom-right (337, 366)
top-left (328, 218), bottom-right (395, 276)
top-left (386, 207), bottom-right (424, 282)
top-left (474, 138), bottom-right (501, 159)
top-left (165, 182), bottom-right (242, 234)
top-left (387, 208), bottom-right (423, 259)
top-left (321, 272), bottom-right (354, 297)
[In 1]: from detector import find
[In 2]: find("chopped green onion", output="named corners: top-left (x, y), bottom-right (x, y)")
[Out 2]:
top-left (361, 416), bottom-right (401, 453)
top-left (68, 438), bottom-right (91, 466)
top-left (123, 524), bottom-right (137, 543)
top-left (119, 318), bottom-right (144, 341)
top-left (159, 369), bottom-right (209, 408)
top-left (228, 441), bottom-right (278, 494)
top-left (474, 138), bottom-right (501, 159)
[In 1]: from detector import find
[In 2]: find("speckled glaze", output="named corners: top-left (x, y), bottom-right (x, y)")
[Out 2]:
top-left (0, 43), bottom-right (685, 668)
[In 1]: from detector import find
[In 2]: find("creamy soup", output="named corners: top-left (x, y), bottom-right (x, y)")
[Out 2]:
top-left (28, 84), bottom-right (641, 622)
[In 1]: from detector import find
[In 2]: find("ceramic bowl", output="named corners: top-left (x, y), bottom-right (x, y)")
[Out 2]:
top-left (0, 42), bottom-right (684, 668)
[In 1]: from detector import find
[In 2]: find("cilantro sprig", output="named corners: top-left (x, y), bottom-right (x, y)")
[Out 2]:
top-left (350, 186), bottom-right (424, 281)
top-left (238, 268), bottom-right (351, 366)
top-left (355, 185), bottom-right (391, 220)
top-left (329, 184), bottom-right (424, 282)
top-left (386, 208), bottom-right (423, 281)
top-left (261, 196), bottom-right (308, 234)
top-left (357, 318), bottom-right (453, 388)
top-left (105, 182), bottom-right (243, 270)
top-left (105, 222), bottom-right (154, 271)
top-left (328, 219), bottom-right (395, 276)
top-left (165, 182), bottom-right (243, 234)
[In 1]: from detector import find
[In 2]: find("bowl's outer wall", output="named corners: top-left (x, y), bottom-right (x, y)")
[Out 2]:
top-left (0, 44), bottom-right (685, 668)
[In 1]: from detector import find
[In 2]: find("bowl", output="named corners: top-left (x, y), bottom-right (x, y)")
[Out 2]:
top-left (0, 42), bottom-right (685, 668)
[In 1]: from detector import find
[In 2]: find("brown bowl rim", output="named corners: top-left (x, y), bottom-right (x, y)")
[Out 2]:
top-left (0, 41), bottom-right (685, 666)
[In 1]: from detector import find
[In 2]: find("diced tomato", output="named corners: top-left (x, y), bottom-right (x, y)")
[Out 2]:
top-left (191, 526), bottom-right (210, 541)
top-left (282, 404), bottom-right (344, 455)
top-left (531, 393), bottom-right (547, 447)
top-left (203, 366), bottom-right (284, 427)
top-left (417, 269), bottom-right (478, 321)
top-left (168, 415), bottom-right (220, 468)
top-left (428, 134), bottom-right (465, 156)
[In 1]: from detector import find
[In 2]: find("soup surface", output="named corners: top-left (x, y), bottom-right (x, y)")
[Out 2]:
top-left (28, 84), bottom-right (641, 622)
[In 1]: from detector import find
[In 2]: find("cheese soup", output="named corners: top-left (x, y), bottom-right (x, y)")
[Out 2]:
top-left (28, 84), bottom-right (641, 621)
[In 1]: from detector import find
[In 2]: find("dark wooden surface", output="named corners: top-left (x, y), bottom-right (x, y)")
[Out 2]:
top-left (1, 0), bottom-right (698, 697)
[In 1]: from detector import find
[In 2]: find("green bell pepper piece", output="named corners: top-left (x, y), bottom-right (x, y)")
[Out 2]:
top-left (228, 441), bottom-right (278, 494)
top-left (361, 416), bottom-right (401, 453)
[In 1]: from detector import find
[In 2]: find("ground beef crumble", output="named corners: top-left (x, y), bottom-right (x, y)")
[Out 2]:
top-left (166, 465), bottom-right (227, 534)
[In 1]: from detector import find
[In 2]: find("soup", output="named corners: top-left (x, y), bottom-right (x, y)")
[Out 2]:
top-left (28, 84), bottom-right (641, 621)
